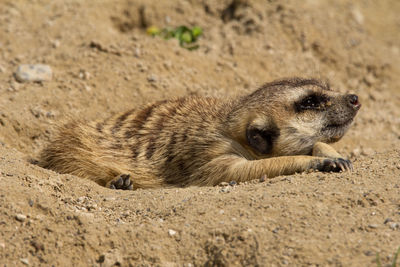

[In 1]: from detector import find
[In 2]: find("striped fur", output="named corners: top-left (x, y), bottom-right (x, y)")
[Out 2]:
top-left (39, 78), bottom-right (360, 189)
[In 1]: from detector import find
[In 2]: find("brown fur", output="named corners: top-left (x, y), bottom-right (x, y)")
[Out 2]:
top-left (39, 78), bottom-right (361, 189)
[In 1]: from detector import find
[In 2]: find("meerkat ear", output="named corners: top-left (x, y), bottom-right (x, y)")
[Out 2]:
top-left (246, 124), bottom-right (280, 155)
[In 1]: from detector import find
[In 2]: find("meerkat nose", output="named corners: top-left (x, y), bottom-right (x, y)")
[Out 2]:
top-left (347, 94), bottom-right (361, 110)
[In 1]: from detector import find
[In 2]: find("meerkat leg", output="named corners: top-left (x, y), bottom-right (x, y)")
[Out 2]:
top-left (106, 174), bottom-right (134, 190)
top-left (312, 142), bottom-right (353, 171)
top-left (196, 154), bottom-right (352, 186)
top-left (312, 142), bottom-right (342, 158)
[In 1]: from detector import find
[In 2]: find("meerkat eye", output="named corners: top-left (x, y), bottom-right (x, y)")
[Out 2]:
top-left (296, 94), bottom-right (329, 111)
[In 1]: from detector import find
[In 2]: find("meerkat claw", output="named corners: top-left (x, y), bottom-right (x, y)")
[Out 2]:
top-left (341, 158), bottom-right (353, 172)
top-left (316, 158), bottom-right (352, 173)
top-left (109, 174), bottom-right (133, 190)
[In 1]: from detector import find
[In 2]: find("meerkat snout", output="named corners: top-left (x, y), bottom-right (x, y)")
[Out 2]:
top-left (346, 94), bottom-right (361, 110)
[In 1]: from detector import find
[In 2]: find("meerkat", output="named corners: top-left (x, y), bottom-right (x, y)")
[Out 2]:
top-left (39, 77), bottom-right (361, 190)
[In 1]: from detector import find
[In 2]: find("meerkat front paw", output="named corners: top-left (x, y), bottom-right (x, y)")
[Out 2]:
top-left (107, 174), bottom-right (133, 190)
top-left (313, 158), bottom-right (353, 172)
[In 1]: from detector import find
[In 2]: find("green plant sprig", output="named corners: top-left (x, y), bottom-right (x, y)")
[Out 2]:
top-left (147, 25), bottom-right (203, 50)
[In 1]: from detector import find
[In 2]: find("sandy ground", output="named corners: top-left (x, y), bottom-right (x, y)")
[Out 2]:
top-left (0, 0), bottom-right (399, 266)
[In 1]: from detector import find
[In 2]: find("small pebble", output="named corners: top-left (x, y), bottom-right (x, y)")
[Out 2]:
top-left (219, 187), bottom-right (231, 193)
top-left (97, 255), bottom-right (105, 263)
top-left (364, 73), bottom-right (376, 86)
top-left (229, 180), bottom-right (237, 186)
top-left (368, 224), bottom-right (378, 229)
top-left (51, 40), bottom-right (60, 48)
top-left (259, 175), bottom-right (267, 183)
top-left (30, 240), bottom-right (44, 252)
top-left (364, 250), bottom-right (374, 256)
top-left (15, 214), bottom-right (27, 222)
top-left (384, 218), bottom-right (393, 224)
top-left (351, 8), bottom-right (364, 25)
top-left (137, 63), bottom-right (147, 72)
top-left (389, 223), bottom-right (399, 230)
top-left (219, 182), bottom-right (228, 187)
top-left (14, 64), bottom-right (52, 83)
top-left (147, 74), bottom-right (157, 82)
top-left (79, 70), bottom-right (90, 80)
top-left (168, 229), bottom-right (176, 236)
top-left (163, 61), bottom-right (172, 70)
top-left (87, 203), bottom-right (97, 211)
top-left (20, 258), bottom-right (29, 265)
top-left (351, 148), bottom-right (361, 157)
top-left (134, 48), bottom-right (141, 57)
top-left (361, 147), bottom-right (374, 156)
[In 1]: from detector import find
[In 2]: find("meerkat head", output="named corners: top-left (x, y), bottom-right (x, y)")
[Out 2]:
top-left (228, 78), bottom-right (361, 158)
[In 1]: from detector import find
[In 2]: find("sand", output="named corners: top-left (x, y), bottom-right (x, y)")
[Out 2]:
top-left (0, 0), bottom-right (399, 266)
